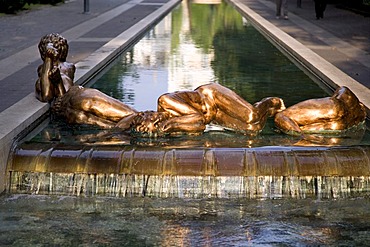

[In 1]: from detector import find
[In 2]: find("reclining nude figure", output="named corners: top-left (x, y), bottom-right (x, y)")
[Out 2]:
top-left (125, 83), bottom-right (286, 136)
top-left (274, 86), bottom-right (367, 135)
top-left (36, 33), bottom-right (285, 135)
top-left (35, 33), bottom-right (138, 129)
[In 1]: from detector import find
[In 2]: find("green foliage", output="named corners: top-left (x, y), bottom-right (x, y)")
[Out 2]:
top-left (0, 0), bottom-right (26, 14)
top-left (0, 0), bottom-right (64, 14)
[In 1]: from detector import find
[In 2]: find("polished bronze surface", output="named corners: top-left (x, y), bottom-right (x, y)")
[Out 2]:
top-left (135, 83), bottom-right (285, 136)
top-left (36, 33), bottom-right (285, 136)
top-left (35, 34), bottom-right (366, 138)
top-left (35, 33), bottom-right (138, 128)
top-left (52, 85), bottom-right (138, 128)
top-left (35, 33), bottom-right (75, 102)
top-left (275, 86), bottom-right (367, 135)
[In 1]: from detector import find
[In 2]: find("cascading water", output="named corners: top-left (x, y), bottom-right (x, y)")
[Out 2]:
top-left (7, 144), bottom-right (370, 198)
top-left (8, 172), bottom-right (370, 199)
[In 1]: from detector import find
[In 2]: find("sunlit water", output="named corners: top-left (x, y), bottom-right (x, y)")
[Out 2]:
top-left (0, 194), bottom-right (369, 246)
top-left (3, 1), bottom-right (370, 245)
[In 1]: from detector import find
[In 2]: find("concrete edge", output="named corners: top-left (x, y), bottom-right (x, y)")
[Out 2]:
top-left (0, 0), bottom-right (181, 193)
top-left (229, 0), bottom-right (370, 115)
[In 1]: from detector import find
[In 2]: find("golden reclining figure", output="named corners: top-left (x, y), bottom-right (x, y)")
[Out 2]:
top-left (127, 84), bottom-right (285, 136)
top-left (35, 33), bottom-right (138, 129)
top-left (35, 33), bottom-right (285, 136)
top-left (35, 33), bottom-right (366, 138)
top-left (274, 86), bottom-right (366, 135)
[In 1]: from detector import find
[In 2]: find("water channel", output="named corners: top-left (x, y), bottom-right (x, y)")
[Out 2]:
top-left (1, 1), bottom-right (369, 245)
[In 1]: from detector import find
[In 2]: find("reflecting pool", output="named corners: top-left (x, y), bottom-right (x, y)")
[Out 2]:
top-left (21, 0), bottom-right (370, 147)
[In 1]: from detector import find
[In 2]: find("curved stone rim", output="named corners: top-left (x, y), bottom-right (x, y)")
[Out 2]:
top-left (9, 144), bottom-right (370, 177)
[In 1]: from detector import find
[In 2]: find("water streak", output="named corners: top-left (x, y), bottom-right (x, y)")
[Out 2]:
top-left (9, 172), bottom-right (370, 199)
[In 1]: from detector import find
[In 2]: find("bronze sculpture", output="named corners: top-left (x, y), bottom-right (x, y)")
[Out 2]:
top-left (274, 86), bottom-right (366, 135)
top-left (35, 33), bottom-right (75, 102)
top-left (35, 33), bottom-right (366, 139)
top-left (35, 33), bottom-right (286, 136)
top-left (128, 83), bottom-right (286, 136)
top-left (35, 33), bottom-right (138, 129)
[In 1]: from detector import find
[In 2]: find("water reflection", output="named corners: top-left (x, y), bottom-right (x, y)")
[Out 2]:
top-left (88, 0), bottom-right (369, 145)
top-left (0, 195), bottom-right (369, 246)
top-left (32, 121), bottom-right (367, 147)
top-left (92, 0), bottom-right (327, 112)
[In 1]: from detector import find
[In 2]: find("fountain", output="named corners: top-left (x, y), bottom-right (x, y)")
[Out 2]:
top-left (6, 0), bottom-right (369, 198)
top-left (1, 0), bottom-right (369, 245)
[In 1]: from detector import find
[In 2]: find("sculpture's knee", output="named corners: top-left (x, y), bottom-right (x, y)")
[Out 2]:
top-left (157, 94), bottom-right (170, 110)
top-left (79, 98), bottom-right (93, 112)
top-left (158, 94), bottom-right (181, 114)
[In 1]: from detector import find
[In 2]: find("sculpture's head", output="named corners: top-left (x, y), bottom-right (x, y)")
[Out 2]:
top-left (131, 111), bottom-right (170, 137)
top-left (38, 33), bottom-right (69, 62)
top-left (333, 86), bottom-right (361, 106)
top-left (333, 86), bottom-right (366, 122)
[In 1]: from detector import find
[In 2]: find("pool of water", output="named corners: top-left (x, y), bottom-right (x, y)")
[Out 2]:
top-left (0, 194), bottom-right (369, 246)
top-left (23, 0), bottom-right (370, 147)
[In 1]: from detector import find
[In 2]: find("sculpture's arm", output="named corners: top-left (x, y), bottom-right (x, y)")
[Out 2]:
top-left (35, 56), bottom-right (55, 102)
top-left (35, 44), bottom-right (65, 102)
top-left (115, 113), bottom-right (140, 130)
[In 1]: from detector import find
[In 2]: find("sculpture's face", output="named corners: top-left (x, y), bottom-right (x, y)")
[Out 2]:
top-left (131, 111), bottom-right (169, 137)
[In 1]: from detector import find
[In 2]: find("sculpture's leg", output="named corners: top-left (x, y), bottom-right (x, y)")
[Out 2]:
top-left (63, 108), bottom-right (117, 128)
top-left (67, 87), bottom-right (138, 123)
top-left (157, 92), bottom-right (206, 134)
top-left (300, 121), bottom-right (347, 132)
top-left (214, 111), bottom-right (262, 134)
top-left (115, 114), bottom-right (139, 130)
top-left (197, 84), bottom-right (258, 123)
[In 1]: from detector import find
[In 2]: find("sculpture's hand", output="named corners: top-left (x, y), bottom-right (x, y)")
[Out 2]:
top-left (48, 66), bottom-right (61, 84)
top-left (45, 43), bottom-right (59, 60)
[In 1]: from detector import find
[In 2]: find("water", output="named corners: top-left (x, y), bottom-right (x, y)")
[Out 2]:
top-left (0, 194), bottom-right (369, 246)
top-left (91, 0), bottom-right (326, 110)
top-left (8, 172), bottom-right (370, 199)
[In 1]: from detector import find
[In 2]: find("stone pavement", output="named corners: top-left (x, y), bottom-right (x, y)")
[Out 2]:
top-left (244, 0), bottom-right (370, 89)
top-left (0, 0), bottom-right (369, 113)
top-left (0, 0), bottom-right (174, 112)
